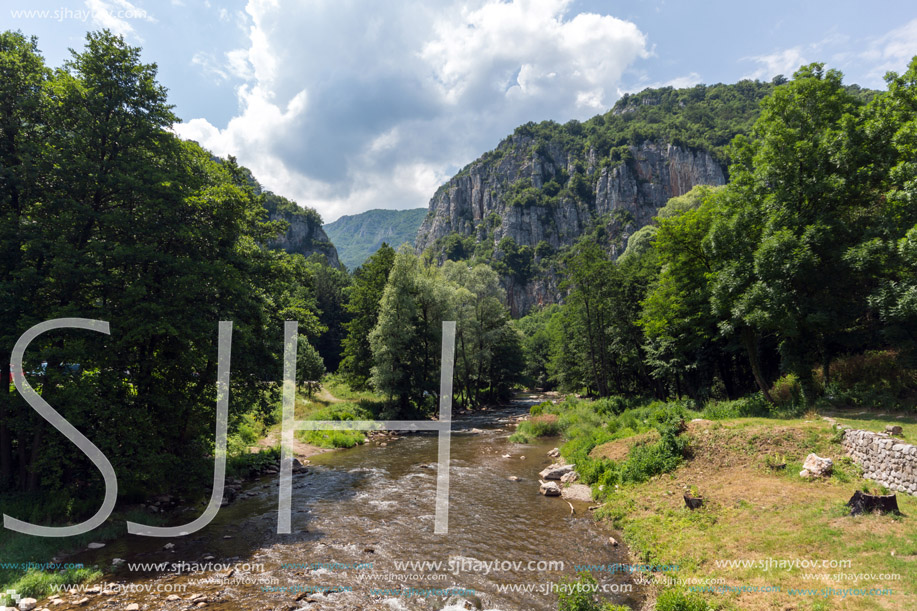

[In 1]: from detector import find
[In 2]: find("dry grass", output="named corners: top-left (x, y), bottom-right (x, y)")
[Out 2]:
top-left (591, 430), bottom-right (660, 462)
top-left (598, 417), bottom-right (917, 611)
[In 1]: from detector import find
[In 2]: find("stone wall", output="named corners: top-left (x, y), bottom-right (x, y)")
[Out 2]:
top-left (841, 428), bottom-right (917, 496)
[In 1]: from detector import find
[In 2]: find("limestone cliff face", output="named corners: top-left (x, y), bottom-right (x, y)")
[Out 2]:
top-left (415, 136), bottom-right (726, 314)
top-left (267, 208), bottom-right (342, 269)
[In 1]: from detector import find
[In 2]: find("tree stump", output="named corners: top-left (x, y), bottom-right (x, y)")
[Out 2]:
top-left (684, 495), bottom-right (704, 510)
top-left (847, 490), bottom-right (899, 515)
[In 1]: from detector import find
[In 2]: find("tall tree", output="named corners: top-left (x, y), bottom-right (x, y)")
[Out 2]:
top-left (710, 64), bottom-right (869, 402)
top-left (370, 249), bottom-right (452, 415)
top-left (339, 243), bottom-right (395, 389)
top-left (0, 31), bottom-right (49, 487)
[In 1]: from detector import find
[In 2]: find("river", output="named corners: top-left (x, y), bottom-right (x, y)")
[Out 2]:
top-left (69, 398), bottom-right (642, 610)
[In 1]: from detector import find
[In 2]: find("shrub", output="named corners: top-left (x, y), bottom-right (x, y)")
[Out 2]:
top-left (816, 350), bottom-right (913, 394)
top-left (702, 393), bottom-right (770, 419)
top-left (655, 588), bottom-right (710, 611)
top-left (770, 374), bottom-right (803, 411)
top-left (621, 440), bottom-right (682, 483)
top-left (228, 446), bottom-right (279, 478)
top-left (529, 414), bottom-right (562, 436)
top-left (556, 572), bottom-right (628, 611)
top-left (511, 413), bottom-right (563, 442)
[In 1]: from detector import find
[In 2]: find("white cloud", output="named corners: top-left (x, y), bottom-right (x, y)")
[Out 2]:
top-left (620, 71), bottom-right (702, 96)
top-left (859, 18), bottom-right (917, 84)
top-left (85, 0), bottom-right (155, 38)
top-left (741, 46), bottom-right (811, 81)
top-left (175, 0), bottom-right (649, 221)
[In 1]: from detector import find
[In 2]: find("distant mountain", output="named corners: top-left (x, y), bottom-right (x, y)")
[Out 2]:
top-left (324, 208), bottom-right (427, 270)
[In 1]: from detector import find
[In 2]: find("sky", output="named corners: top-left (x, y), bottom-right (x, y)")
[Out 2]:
top-left (5, 1), bottom-right (917, 222)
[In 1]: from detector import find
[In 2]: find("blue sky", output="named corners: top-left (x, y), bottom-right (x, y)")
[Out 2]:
top-left (4, 1), bottom-right (917, 222)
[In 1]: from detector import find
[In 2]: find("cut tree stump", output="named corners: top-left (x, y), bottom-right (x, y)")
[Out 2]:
top-left (847, 490), bottom-right (899, 515)
top-left (684, 495), bottom-right (704, 510)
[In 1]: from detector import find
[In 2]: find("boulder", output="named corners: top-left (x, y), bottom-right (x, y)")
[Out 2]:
top-left (561, 484), bottom-right (592, 502)
top-left (547, 447), bottom-right (561, 458)
top-left (539, 463), bottom-right (575, 480)
top-left (539, 481), bottom-right (561, 496)
top-left (801, 453), bottom-right (833, 477)
top-left (86, 542), bottom-right (105, 550)
top-left (886, 425), bottom-right (904, 437)
top-left (560, 470), bottom-right (579, 484)
top-left (18, 599), bottom-right (38, 611)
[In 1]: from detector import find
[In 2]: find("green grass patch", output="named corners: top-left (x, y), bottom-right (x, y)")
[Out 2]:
top-left (296, 401), bottom-right (374, 448)
top-left (1, 567), bottom-right (103, 604)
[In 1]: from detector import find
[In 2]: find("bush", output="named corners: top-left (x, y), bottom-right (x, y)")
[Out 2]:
top-left (510, 413), bottom-right (563, 442)
top-left (816, 350), bottom-right (914, 394)
top-left (770, 374), bottom-right (803, 412)
top-left (621, 439), bottom-right (682, 483)
top-left (655, 589), bottom-right (710, 611)
top-left (702, 393), bottom-right (770, 419)
top-left (557, 572), bottom-right (629, 611)
top-left (228, 446), bottom-right (279, 478)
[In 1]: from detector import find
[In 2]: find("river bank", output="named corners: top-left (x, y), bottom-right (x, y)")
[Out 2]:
top-left (507, 395), bottom-right (917, 611)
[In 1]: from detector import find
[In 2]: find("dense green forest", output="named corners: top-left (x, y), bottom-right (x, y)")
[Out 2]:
top-left (0, 30), bottom-right (335, 507)
top-left (1, 28), bottom-right (916, 543)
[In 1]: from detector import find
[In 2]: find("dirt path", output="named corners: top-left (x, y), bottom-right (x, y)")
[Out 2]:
top-left (253, 384), bottom-right (344, 459)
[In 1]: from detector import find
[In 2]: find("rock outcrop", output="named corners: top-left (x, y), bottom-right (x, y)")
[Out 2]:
top-left (415, 137), bottom-right (725, 314)
top-left (413, 81), bottom-right (778, 315)
top-left (267, 206), bottom-right (342, 268)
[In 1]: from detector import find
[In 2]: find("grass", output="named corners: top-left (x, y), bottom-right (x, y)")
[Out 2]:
top-left (823, 411), bottom-right (917, 441)
top-left (593, 415), bottom-right (917, 610)
top-left (516, 392), bottom-right (917, 609)
top-left (292, 376), bottom-right (387, 449)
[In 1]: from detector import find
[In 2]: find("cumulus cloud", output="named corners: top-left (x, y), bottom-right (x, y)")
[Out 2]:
top-left (174, 0), bottom-right (649, 221)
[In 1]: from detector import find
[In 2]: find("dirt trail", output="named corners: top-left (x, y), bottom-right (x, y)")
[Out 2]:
top-left (253, 384), bottom-right (343, 459)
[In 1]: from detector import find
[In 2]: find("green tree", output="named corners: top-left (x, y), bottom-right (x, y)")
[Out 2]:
top-left (339, 243), bottom-right (396, 389)
top-left (0, 31), bottom-right (50, 487)
top-left (710, 65), bottom-right (869, 403)
top-left (370, 248), bottom-right (453, 414)
top-left (443, 261), bottom-right (522, 406)
top-left (641, 186), bottom-right (745, 399)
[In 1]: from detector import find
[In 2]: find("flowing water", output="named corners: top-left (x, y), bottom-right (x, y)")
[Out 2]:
top-left (70, 398), bottom-right (642, 610)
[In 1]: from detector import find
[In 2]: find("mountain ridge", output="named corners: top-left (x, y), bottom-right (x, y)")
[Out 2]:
top-left (414, 80), bottom-right (777, 314)
top-left (325, 207), bottom-right (427, 270)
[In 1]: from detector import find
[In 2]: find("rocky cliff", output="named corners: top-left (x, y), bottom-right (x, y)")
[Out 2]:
top-left (415, 82), bottom-right (772, 315)
top-left (415, 138), bottom-right (726, 314)
top-left (416, 139), bottom-right (724, 253)
top-left (264, 193), bottom-right (342, 268)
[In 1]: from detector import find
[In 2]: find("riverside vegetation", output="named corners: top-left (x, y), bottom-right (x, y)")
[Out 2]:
top-left (2, 26), bottom-right (917, 611)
